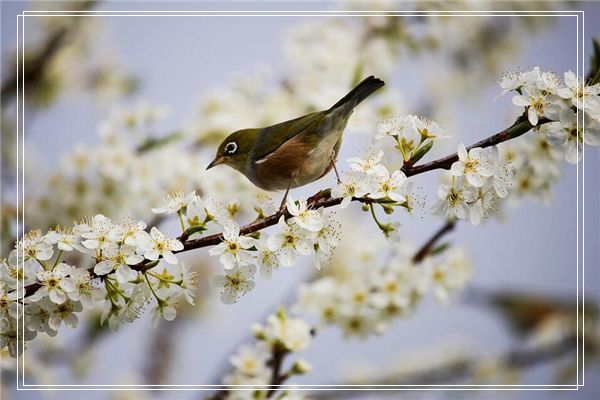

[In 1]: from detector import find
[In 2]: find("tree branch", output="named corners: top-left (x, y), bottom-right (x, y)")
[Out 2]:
top-left (402, 114), bottom-right (546, 176)
top-left (18, 112), bottom-right (549, 298)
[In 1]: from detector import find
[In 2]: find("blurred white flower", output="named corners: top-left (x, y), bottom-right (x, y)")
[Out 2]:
top-left (429, 248), bottom-right (471, 304)
top-left (469, 182), bottom-right (500, 225)
top-left (48, 299), bottom-right (83, 331)
top-left (431, 176), bottom-right (478, 220)
top-left (229, 345), bottom-right (270, 379)
top-left (211, 265), bottom-right (256, 304)
top-left (151, 191), bottom-right (196, 215)
top-left (259, 310), bottom-right (312, 352)
top-left (255, 235), bottom-right (280, 280)
top-left (545, 109), bottom-right (600, 164)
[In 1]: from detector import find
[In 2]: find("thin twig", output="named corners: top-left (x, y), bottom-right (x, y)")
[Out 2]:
top-left (412, 220), bottom-right (456, 263)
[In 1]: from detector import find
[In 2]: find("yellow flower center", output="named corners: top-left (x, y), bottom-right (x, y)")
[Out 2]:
top-left (463, 159), bottom-right (479, 173)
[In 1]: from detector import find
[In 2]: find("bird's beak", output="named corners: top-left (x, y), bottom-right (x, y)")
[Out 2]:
top-left (206, 156), bottom-right (224, 170)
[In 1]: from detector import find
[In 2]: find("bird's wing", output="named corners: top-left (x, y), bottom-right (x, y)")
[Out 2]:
top-left (252, 111), bottom-right (325, 162)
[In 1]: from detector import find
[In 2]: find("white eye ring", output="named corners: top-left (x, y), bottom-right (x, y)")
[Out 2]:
top-left (225, 142), bottom-right (238, 154)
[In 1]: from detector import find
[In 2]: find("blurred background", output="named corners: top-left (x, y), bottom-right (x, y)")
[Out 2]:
top-left (1, 1), bottom-right (599, 399)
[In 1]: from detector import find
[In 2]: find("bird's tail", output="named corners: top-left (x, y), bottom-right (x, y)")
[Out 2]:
top-left (329, 75), bottom-right (385, 111)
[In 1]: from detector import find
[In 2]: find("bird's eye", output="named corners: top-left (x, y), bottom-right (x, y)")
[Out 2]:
top-left (225, 142), bottom-right (238, 154)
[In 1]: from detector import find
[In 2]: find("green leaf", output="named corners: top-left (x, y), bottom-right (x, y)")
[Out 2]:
top-left (408, 140), bottom-right (434, 165)
top-left (430, 242), bottom-right (450, 256)
top-left (185, 225), bottom-right (207, 237)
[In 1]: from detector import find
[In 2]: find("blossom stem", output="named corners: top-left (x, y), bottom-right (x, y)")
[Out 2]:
top-left (37, 259), bottom-right (49, 271)
top-left (177, 210), bottom-right (186, 233)
top-left (144, 273), bottom-right (163, 305)
top-left (368, 203), bottom-right (386, 232)
top-left (51, 250), bottom-right (63, 269)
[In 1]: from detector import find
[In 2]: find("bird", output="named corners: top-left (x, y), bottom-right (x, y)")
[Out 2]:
top-left (206, 75), bottom-right (385, 206)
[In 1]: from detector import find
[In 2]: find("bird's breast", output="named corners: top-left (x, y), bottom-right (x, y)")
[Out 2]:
top-left (248, 112), bottom-right (349, 191)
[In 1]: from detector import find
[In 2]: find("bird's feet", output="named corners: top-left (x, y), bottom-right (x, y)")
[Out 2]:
top-left (278, 185), bottom-right (291, 214)
top-left (332, 161), bottom-right (342, 184)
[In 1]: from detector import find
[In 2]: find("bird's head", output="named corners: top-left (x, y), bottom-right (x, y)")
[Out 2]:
top-left (206, 129), bottom-right (260, 173)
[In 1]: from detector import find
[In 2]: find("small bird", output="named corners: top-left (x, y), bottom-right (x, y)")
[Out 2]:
top-left (207, 75), bottom-right (385, 204)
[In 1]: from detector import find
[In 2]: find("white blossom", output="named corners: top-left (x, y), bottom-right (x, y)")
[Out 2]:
top-left (450, 144), bottom-right (494, 187)
top-left (258, 310), bottom-right (312, 352)
top-left (286, 196), bottom-right (324, 232)
top-left (136, 227), bottom-right (183, 264)
top-left (545, 109), bottom-right (600, 164)
top-left (208, 222), bottom-right (255, 270)
top-left (369, 169), bottom-right (408, 202)
top-left (151, 190), bottom-right (196, 215)
top-left (331, 171), bottom-right (370, 208)
top-left (30, 263), bottom-right (75, 304)
top-left (512, 86), bottom-right (561, 126)
top-left (267, 217), bottom-right (314, 267)
top-left (347, 149), bottom-right (387, 177)
top-left (429, 248), bottom-right (471, 304)
top-left (93, 242), bottom-right (142, 283)
top-left (47, 299), bottom-right (83, 330)
top-left (255, 235), bottom-right (280, 280)
top-left (557, 70), bottom-right (600, 110)
top-left (211, 265), bottom-right (257, 304)
top-left (431, 176), bottom-right (478, 220)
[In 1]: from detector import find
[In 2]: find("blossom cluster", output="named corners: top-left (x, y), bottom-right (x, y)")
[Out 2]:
top-left (294, 244), bottom-right (471, 339)
top-left (151, 191), bottom-right (341, 304)
top-left (430, 67), bottom-right (600, 225)
top-left (432, 144), bottom-right (512, 225)
top-left (0, 215), bottom-right (196, 357)
top-left (334, 149), bottom-right (407, 204)
top-left (501, 68), bottom-right (600, 163)
top-left (330, 149), bottom-right (417, 239)
top-left (220, 307), bottom-right (313, 399)
top-left (376, 114), bottom-right (448, 163)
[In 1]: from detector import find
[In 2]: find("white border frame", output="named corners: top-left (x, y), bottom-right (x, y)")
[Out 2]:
top-left (8, 7), bottom-right (586, 394)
